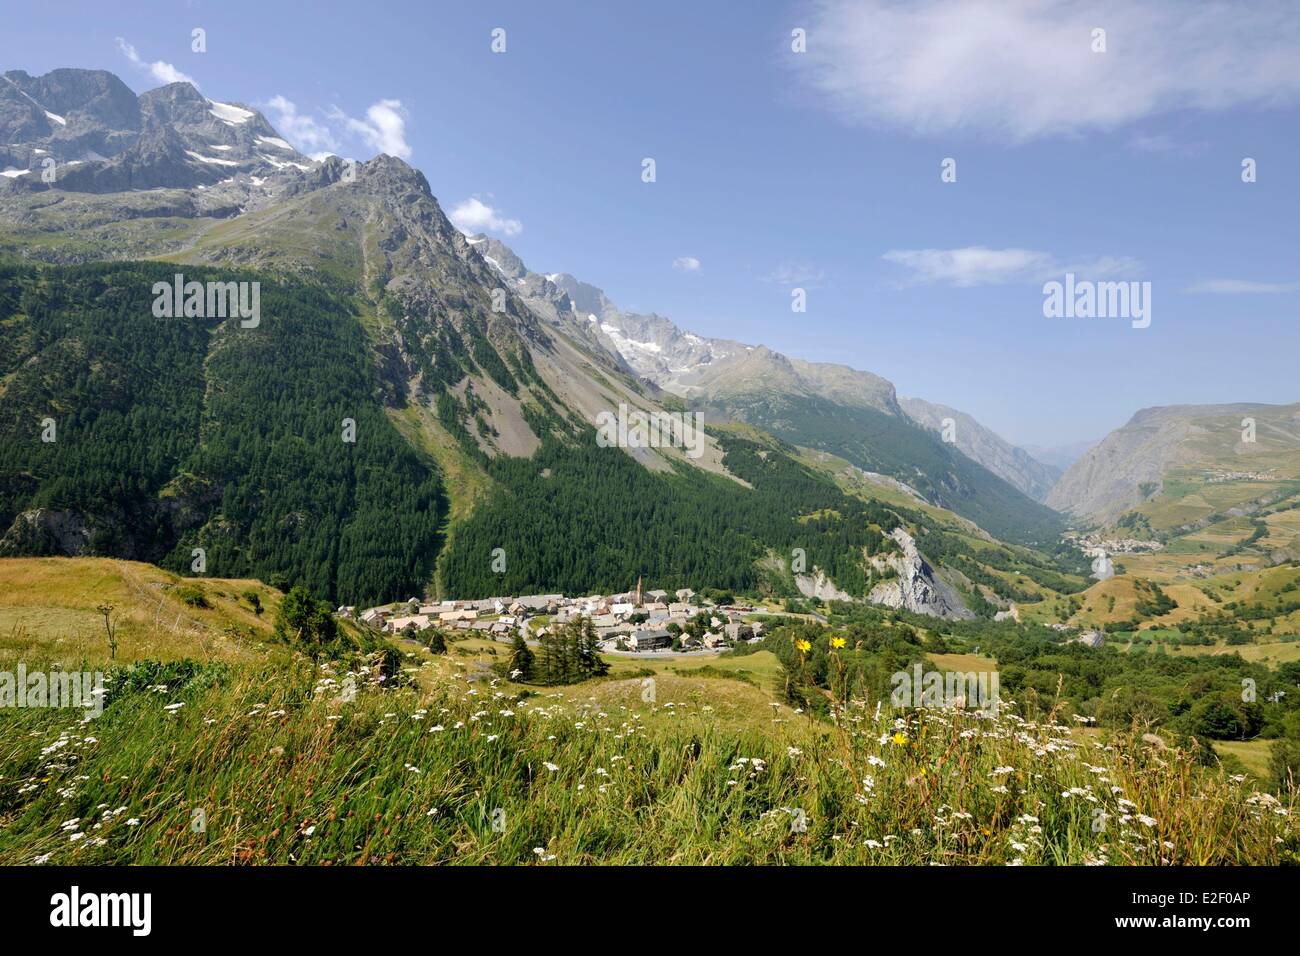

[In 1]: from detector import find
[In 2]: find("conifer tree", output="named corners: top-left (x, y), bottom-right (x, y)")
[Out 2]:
top-left (507, 631), bottom-right (534, 681)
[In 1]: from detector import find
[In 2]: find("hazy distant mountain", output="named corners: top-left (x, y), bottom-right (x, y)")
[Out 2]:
top-left (1021, 439), bottom-right (1098, 473)
top-left (899, 396), bottom-right (1060, 501)
top-left (1047, 403), bottom-right (1300, 524)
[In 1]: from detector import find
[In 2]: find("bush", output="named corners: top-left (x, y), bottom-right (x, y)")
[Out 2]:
top-left (174, 585), bottom-right (210, 609)
top-left (274, 585), bottom-right (338, 653)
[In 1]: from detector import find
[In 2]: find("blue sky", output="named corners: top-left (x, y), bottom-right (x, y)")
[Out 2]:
top-left (3, 0), bottom-right (1298, 448)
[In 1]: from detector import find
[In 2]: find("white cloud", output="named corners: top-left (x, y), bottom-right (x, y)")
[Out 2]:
top-left (1187, 279), bottom-right (1300, 294)
top-left (672, 257), bottom-right (702, 273)
top-left (448, 197), bottom-right (523, 237)
top-left (765, 262), bottom-right (825, 285)
top-left (264, 96), bottom-right (339, 155)
top-left (793, 1), bottom-right (1300, 141)
top-left (329, 100), bottom-right (412, 159)
top-left (883, 247), bottom-right (1140, 286)
top-left (115, 37), bottom-right (197, 88)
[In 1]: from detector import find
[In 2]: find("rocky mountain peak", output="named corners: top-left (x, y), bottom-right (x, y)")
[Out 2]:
top-left (1, 66), bottom-right (314, 195)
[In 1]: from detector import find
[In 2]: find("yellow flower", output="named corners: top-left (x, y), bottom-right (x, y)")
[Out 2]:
top-left (795, 639), bottom-right (812, 653)
top-left (891, 732), bottom-right (907, 746)
top-left (830, 636), bottom-right (847, 650)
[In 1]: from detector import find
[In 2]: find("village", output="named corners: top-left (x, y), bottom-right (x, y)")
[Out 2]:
top-left (341, 578), bottom-right (767, 655)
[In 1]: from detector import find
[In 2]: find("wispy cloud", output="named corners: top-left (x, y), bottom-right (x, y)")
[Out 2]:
top-left (328, 100), bottom-right (411, 159)
top-left (115, 37), bottom-right (197, 87)
top-left (1187, 279), bottom-right (1300, 294)
top-left (883, 247), bottom-right (1140, 287)
top-left (449, 197), bottom-right (523, 237)
top-left (672, 257), bottom-right (702, 274)
top-left (792, 0), bottom-right (1300, 141)
top-left (764, 263), bottom-right (825, 286)
top-left (264, 96), bottom-right (339, 156)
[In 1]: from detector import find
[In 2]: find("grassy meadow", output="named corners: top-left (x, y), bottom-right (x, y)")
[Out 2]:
top-left (1, 558), bottom-right (1297, 865)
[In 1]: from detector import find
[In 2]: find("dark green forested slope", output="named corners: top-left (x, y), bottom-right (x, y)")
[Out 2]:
top-left (716, 393), bottom-right (1064, 548)
top-left (0, 262), bottom-right (444, 605)
top-left (438, 426), bottom-right (915, 599)
top-left (0, 262), bottom-right (1079, 608)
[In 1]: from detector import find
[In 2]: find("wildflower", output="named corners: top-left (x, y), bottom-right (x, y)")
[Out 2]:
top-left (891, 733), bottom-right (907, 746)
top-left (163, 702), bottom-right (185, 712)
top-left (543, 762), bottom-right (559, 772)
top-left (795, 639), bottom-right (812, 653)
top-left (830, 636), bottom-right (847, 650)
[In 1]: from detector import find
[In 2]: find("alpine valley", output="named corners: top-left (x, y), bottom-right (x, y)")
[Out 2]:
top-left (1, 67), bottom-right (1298, 868)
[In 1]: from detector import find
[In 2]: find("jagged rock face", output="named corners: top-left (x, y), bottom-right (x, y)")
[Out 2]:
top-left (868, 528), bottom-right (974, 620)
top-left (900, 396), bottom-right (1060, 501)
top-left (467, 235), bottom-right (642, 381)
top-left (1, 68), bottom-right (140, 164)
top-left (1, 69), bottom-right (313, 196)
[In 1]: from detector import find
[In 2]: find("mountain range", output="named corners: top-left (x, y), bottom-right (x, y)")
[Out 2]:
top-left (1, 66), bottom-right (1293, 611)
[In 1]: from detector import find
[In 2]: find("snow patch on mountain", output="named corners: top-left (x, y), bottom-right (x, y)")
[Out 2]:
top-left (208, 101), bottom-right (254, 125)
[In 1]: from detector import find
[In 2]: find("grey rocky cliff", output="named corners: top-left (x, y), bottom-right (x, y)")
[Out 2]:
top-left (867, 528), bottom-right (974, 620)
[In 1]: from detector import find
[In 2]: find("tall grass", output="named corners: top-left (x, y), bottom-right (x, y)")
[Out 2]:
top-left (1, 654), bottom-right (1294, 865)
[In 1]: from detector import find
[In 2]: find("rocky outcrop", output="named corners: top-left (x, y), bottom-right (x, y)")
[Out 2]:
top-left (867, 528), bottom-right (974, 620)
top-left (0, 508), bottom-right (92, 556)
top-left (794, 568), bottom-right (853, 602)
top-left (994, 603), bottom-right (1020, 622)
